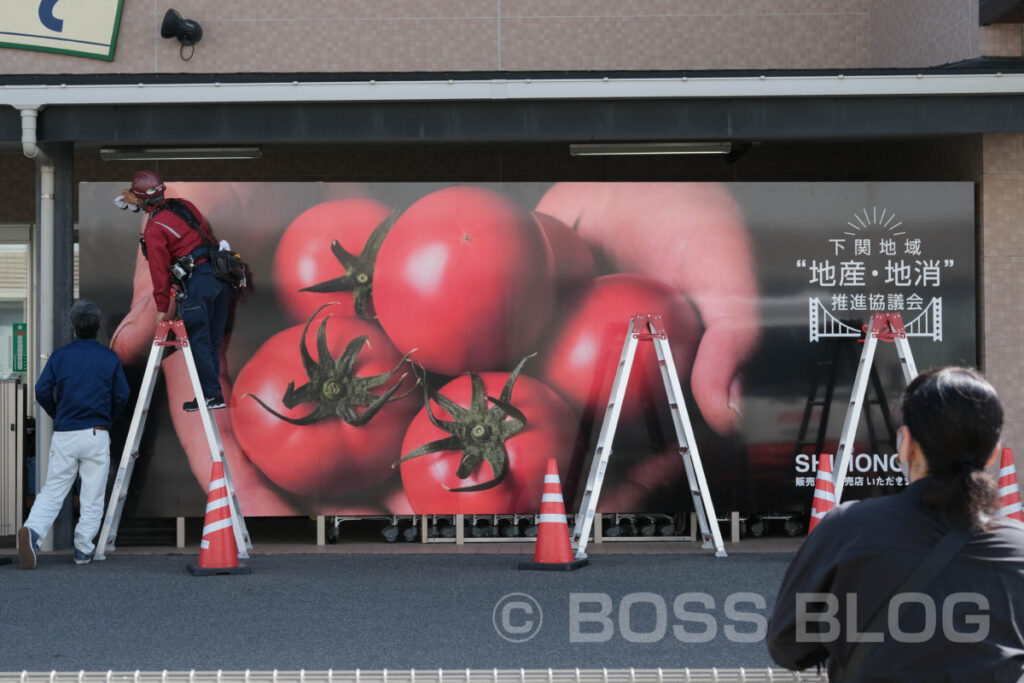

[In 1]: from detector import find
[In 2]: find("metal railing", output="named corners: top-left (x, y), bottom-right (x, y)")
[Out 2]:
top-left (0, 670), bottom-right (827, 683)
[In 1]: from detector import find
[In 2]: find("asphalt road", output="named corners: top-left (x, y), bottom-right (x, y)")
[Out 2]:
top-left (0, 551), bottom-right (795, 672)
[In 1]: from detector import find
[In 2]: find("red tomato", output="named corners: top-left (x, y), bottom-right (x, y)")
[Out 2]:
top-left (541, 273), bottom-right (701, 424)
top-left (273, 198), bottom-right (394, 323)
top-left (399, 363), bottom-right (578, 514)
top-left (230, 306), bottom-right (418, 499)
top-left (373, 186), bottom-right (554, 376)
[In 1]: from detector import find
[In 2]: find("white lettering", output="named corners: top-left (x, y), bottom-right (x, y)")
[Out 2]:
top-left (796, 593), bottom-right (840, 643)
top-left (942, 593), bottom-right (989, 643)
top-left (618, 593), bottom-right (667, 644)
top-left (672, 593), bottom-right (717, 643)
top-left (569, 593), bottom-right (614, 643)
top-left (889, 593), bottom-right (936, 644)
top-left (724, 593), bottom-right (768, 644)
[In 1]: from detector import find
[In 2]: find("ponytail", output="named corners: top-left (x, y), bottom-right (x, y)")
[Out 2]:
top-left (902, 367), bottom-right (1003, 530)
top-left (919, 461), bottom-right (999, 531)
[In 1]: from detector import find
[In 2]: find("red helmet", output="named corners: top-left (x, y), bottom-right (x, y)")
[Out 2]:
top-left (130, 170), bottom-right (166, 201)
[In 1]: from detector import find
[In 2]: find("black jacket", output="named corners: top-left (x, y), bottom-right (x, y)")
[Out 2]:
top-left (767, 478), bottom-right (1024, 682)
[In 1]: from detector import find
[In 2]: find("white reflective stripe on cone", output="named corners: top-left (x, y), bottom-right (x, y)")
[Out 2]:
top-left (1001, 502), bottom-right (1023, 515)
top-left (538, 514), bottom-right (567, 524)
top-left (1000, 466), bottom-right (1016, 478)
top-left (202, 518), bottom-right (233, 536)
top-left (813, 489), bottom-right (836, 502)
top-left (544, 475), bottom-right (560, 484)
top-left (209, 477), bottom-right (227, 490)
top-left (811, 509), bottom-right (829, 519)
top-left (999, 484), bottom-right (1020, 497)
top-left (541, 493), bottom-right (563, 503)
top-left (206, 497), bottom-right (230, 513)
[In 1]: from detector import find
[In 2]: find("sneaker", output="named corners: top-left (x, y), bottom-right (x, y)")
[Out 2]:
top-left (17, 526), bottom-right (39, 570)
top-left (183, 396), bottom-right (226, 412)
top-left (73, 548), bottom-right (93, 565)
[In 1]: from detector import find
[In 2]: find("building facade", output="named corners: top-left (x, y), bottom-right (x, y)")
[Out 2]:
top-left (2, 1), bottom-right (1023, 526)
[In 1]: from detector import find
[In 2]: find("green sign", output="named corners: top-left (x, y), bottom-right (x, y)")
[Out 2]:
top-left (0, 0), bottom-right (125, 61)
top-left (12, 323), bottom-right (26, 373)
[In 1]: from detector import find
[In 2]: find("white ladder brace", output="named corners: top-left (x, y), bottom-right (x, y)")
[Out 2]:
top-left (95, 319), bottom-right (251, 560)
top-left (832, 312), bottom-right (918, 504)
top-left (571, 315), bottom-right (727, 559)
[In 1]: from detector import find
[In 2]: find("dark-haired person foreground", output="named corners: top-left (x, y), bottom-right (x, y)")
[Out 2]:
top-left (768, 366), bottom-right (1024, 682)
top-left (18, 301), bottom-right (130, 569)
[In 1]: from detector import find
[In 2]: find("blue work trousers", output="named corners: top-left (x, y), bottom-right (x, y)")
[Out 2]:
top-left (179, 262), bottom-right (230, 400)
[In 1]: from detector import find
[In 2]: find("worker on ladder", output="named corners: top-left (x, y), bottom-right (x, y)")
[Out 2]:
top-left (116, 169), bottom-right (229, 412)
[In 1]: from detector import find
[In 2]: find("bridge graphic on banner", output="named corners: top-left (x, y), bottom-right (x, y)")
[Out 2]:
top-left (808, 297), bottom-right (942, 342)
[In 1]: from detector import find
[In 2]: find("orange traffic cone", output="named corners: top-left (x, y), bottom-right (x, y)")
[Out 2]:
top-left (187, 460), bottom-right (251, 576)
top-left (518, 459), bottom-right (588, 571)
top-left (808, 453), bottom-right (836, 534)
top-left (998, 447), bottom-right (1024, 522)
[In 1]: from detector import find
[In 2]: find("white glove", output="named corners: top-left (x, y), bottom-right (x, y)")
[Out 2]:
top-left (114, 194), bottom-right (141, 212)
top-left (219, 239), bottom-right (231, 252)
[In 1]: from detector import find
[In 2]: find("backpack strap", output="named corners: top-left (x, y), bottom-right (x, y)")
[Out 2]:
top-left (154, 199), bottom-right (213, 247)
top-left (843, 526), bottom-right (972, 679)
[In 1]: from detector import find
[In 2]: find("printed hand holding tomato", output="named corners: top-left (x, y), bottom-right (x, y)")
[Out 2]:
top-left (109, 181), bottom-right (760, 517)
top-left (537, 182), bottom-right (760, 435)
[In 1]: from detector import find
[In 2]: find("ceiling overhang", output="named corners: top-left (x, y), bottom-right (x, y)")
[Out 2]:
top-left (4, 69), bottom-right (1024, 147)
top-left (980, 0), bottom-right (1024, 24)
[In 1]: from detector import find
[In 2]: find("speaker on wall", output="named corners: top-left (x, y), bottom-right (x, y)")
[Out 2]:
top-left (161, 9), bottom-right (203, 46)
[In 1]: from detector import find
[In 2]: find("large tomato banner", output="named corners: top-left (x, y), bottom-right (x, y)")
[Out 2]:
top-left (80, 182), bottom-right (975, 518)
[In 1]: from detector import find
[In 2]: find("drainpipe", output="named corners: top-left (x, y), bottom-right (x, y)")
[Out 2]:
top-left (21, 106), bottom-right (56, 551)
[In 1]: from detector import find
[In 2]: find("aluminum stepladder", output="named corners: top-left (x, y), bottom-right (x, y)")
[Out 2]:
top-left (95, 319), bottom-right (251, 560)
top-left (571, 314), bottom-right (727, 559)
top-left (832, 312), bottom-right (918, 504)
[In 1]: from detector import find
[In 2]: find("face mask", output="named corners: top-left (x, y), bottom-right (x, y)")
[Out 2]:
top-left (897, 428), bottom-right (911, 481)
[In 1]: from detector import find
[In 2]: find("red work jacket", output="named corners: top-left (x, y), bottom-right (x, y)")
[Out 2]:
top-left (143, 198), bottom-right (217, 313)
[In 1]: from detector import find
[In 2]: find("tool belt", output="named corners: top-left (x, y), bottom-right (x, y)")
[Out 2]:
top-left (170, 246), bottom-right (212, 284)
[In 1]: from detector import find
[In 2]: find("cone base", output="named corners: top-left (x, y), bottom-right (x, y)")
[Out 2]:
top-left (187, 561), bottom-right (251, 576)
top-left (518, 558), bottom-right (589, 571)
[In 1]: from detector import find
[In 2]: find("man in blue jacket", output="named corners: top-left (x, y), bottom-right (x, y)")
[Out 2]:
top-left (18, 300), bottom-right (130, 569)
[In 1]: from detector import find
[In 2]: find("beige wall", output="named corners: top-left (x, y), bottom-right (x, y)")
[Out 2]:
top-left (1, 0), bottom-right (985, 74)
top-left (981, 23), bottom-right (1024, 56)
top-left (869, 0), bottom-right (979, 67)
top-left (980, 133), bottom-right (1024, 475)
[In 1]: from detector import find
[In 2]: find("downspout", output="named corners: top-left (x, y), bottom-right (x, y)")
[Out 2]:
top-left (21, 106), bottom-right (56, 551)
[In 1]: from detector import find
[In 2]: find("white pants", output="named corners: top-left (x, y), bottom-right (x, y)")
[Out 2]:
top-left (26, 428), bottom-right (110, 555)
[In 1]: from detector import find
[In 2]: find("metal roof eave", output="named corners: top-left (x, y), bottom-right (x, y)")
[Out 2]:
top-left (4, 72), bottom-right (1024, 109)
